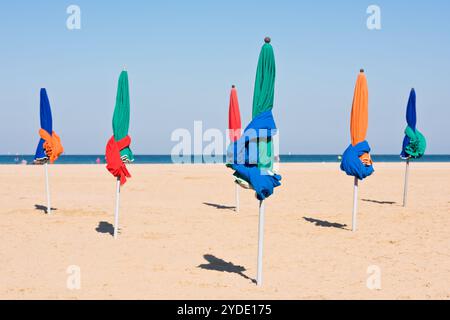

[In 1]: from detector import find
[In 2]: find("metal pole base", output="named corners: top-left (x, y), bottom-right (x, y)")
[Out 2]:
top-left (114, 178), bottom-right (121, 239)
top-left (352, 177), bottom-right (358, 232)
top-left (256, 200), bottom-right (265, 286)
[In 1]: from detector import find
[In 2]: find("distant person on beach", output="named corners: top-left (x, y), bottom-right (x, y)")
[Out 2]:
top-left (96, 157), bottom-right (101, 164)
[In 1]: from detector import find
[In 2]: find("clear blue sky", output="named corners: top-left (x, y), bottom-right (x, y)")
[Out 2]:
top-left (1, 0), bottom-right (449, 155)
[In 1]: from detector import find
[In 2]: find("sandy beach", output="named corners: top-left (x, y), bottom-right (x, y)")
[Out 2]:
top-left (0, 163), bottom-right (449, 300)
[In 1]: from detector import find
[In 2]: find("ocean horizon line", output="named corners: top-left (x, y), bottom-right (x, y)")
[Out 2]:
top-left (1, 154), bottom-right (450, 165)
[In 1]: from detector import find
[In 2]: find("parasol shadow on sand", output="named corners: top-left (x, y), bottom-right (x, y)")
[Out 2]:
top-left (34, 204), bottom-right (57, 214)
top-left (96, 221), bottom-right (115, 236)
top-left (303, 217), bottom-right (348, 230)
top-left (203, 202), bottom-right (236, 211)
top-left (198, 254), bottom-right (256, 284)
top-left (361, 199), bottom-right (397, 205)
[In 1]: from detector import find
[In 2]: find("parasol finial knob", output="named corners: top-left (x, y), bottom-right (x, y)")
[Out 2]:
top-left (264, 37), bottom-right (271, 43)
top-left (232, 85), bottom-right (235, 88)
top-left (360, 68), bottom-right (365, 73)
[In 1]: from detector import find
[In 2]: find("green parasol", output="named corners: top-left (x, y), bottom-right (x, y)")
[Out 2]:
top-left (112, 71), bottom-right (134, 162)
top-left (252, 38), bottom-right (276, 170)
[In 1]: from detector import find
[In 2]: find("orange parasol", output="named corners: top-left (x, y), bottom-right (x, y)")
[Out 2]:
top-left (350, 70), bottom-right (372, 166)
top-left (340, 69), bottom-right (375, 232)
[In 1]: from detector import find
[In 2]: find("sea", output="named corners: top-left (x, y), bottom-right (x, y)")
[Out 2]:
top-left (1, 155), bottom-right (450, 165)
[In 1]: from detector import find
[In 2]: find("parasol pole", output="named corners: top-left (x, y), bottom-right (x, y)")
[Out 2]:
top-left (235, 183), bottom-right (240, 213)
top-left (256, 200), bottom-right (265, 286)
top-left (113, 177), bottom-right (121, 239)
top-left (403, 158), bottom-right (410, 207)
top-left (45, 162), bottom-right (51, 215)
top-left (352, 177), bottom-right (358, 232)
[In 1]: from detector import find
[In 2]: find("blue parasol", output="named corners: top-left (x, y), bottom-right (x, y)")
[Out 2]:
top-left (401, 88), bottom-right (426, 207)
top-left (34, 89), bottom-right (53, 161)
top-left (401, 89), bottom-right (417, 159)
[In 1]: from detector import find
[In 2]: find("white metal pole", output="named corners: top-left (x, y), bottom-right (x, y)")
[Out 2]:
top-left (403, 159), bottom-right (410, 207)
top-left (45, 162), bottom-right (51, 215)
top-left (114, 178), bottom-right (121, 239)
top-left (235, 183), bottom-right (240, 213)
top-left (352, 177), bottom-right (358, 232)
top-left (256, 200), bottom-right (265, 286)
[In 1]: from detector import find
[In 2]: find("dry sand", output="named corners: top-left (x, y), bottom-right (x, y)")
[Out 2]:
top-left (0, 163), bottom-right (449, 300)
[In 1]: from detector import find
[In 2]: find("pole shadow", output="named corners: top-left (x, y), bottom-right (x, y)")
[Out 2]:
top-left (34, 204), bottom-right (57, 214)
top-left (198, 254), bottom-right (256, 284)
top-left (303, 217), bottom-right (348, 230)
